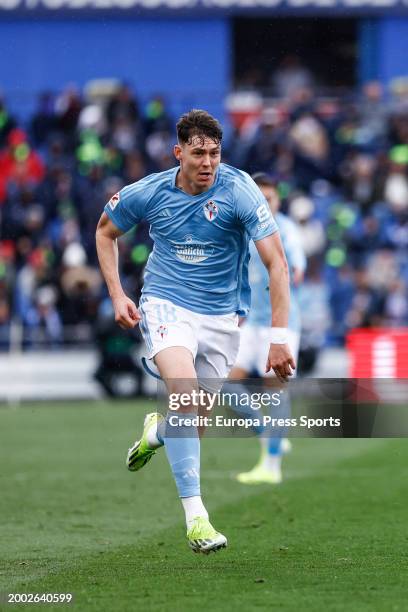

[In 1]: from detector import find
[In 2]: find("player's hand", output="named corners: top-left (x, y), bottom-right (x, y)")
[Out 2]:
top-left (265, 343), bottom-right (296, 383)
top-left (112, 295), bottom-right (141, 329)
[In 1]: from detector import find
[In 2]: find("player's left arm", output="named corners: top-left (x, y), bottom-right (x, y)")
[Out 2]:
top-left (255, 233), bottom-right (296, 382)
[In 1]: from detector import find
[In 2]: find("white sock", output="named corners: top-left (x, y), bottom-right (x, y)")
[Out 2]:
top-left (261, 453), bottom-right (282, 473)
top-left (181, 496), bottom-right (209, 529)
top-left (145, 419), bottom-right (165, 449)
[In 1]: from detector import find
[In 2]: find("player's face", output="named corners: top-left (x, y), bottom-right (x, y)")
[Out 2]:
top-left (260, 185), bottom-right (280, 215)
top-left (174, 136), bottom-right (221, 194)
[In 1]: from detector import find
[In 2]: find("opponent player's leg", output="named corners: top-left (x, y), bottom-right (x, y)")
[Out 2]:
top-left (238, 329), bottom-right (299, 484)
top-left (235, 327), bottom-right (284, 484)
top-left (237, 375), bottom-right (285, 485)
top-left (267, 328), bottom-right (299, 458)
top-left (235, 384), bottom-right (285, 485)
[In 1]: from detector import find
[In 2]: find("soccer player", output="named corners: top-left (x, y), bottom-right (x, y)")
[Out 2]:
top-left (229, 172), bottom-right (306, 485)
top-left (95, 110), bottom-right (294, 554)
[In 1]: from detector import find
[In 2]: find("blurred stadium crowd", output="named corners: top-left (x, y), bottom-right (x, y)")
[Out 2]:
top-left (0, 79), bottom-right (407, 354)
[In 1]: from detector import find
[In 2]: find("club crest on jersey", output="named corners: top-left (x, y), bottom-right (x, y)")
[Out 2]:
top-left (157, 324), bottom-right (168, 340)
top-left (108, 192), bottom-right (120, 210)
top-left (204, 200), bottom-right (218, 222)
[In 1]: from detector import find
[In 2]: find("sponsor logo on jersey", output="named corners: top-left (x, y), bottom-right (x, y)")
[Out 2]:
top-left (170, 235), bottom-right (214, 264)
top-left (157, 324), bottom-right (168, 339)
top-left (108, 192), bottom-right (120, 210)
top-left (256, 202), bottom-right (271, 223)
top-left (203, 200), bottom-right (218, 222)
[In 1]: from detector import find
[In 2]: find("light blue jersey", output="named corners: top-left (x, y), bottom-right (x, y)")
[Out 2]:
top-left (246, 212), bottom-right (306, 331)
top-left (105, 163), bottom-right (278, 315)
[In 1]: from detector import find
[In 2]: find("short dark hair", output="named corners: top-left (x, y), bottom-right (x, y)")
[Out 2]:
top-left (176, 109), bottom-right (223, 145)
top-left (251, 172), bottom-right (277, 188)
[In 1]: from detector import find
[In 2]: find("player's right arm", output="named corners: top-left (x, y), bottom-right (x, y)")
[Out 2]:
top-left (96, 212), bottom-right (140, 329)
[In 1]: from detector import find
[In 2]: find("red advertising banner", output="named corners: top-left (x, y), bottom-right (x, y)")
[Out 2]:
top-left (347, 329), bottom-right (408, 379)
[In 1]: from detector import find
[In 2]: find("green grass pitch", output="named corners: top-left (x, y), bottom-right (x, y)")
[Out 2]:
top-left (1, 400), bottom-right (407, 611)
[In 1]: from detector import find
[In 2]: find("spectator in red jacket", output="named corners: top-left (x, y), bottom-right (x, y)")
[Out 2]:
top-left (0, 129), bottom-right (45, 203)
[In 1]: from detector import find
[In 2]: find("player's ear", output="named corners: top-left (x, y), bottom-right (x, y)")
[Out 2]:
top-left (174, 144), bottom-right (182, 161)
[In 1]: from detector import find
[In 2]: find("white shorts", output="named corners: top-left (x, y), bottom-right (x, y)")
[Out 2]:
top-left (139, 295), bottom-right (240, 392)
top-left (234, 324), bottom-right (300, 378)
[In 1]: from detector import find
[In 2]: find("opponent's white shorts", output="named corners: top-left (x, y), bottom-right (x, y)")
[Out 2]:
top-left (138, 295), bottom-right (240, 392)
top-left (234, 324), bottom-right (300, 378)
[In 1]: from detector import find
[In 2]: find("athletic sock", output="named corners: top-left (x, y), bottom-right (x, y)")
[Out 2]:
top-left (256, 389), bottom-right (291, 471)
top-left (181, 496), bottom-right (209, 529)
top-left (258, 430), bottom-right (282, 471)
top-left (266, 436), bottom-right (282, 456)
top-left (145, 416), bottom-right (165, 449)
top-left (163, 412), bottom-right (201, 499)
top-left (260, 452), bottom-right (282, 473)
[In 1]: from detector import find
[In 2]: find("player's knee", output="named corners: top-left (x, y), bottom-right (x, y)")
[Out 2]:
top-left (166, 380), bottom-right (200, 413)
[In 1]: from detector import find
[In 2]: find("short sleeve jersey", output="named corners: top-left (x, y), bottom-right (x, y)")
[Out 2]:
top-left (104, 163), bottom-right (278, 315)
top-left (246, 212), bottom-right (306, 331)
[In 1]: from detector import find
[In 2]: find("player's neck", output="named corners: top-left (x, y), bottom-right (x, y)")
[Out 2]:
top-left (176, 169), bottom-right (213, 196)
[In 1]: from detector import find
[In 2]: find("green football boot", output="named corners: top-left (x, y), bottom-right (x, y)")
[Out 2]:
top-left (236, 464), bottom-right (282, 485)
top-left (126, 413), bottom-right (164, 472)
top-left (187, 517), bottom-right (227, 554)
